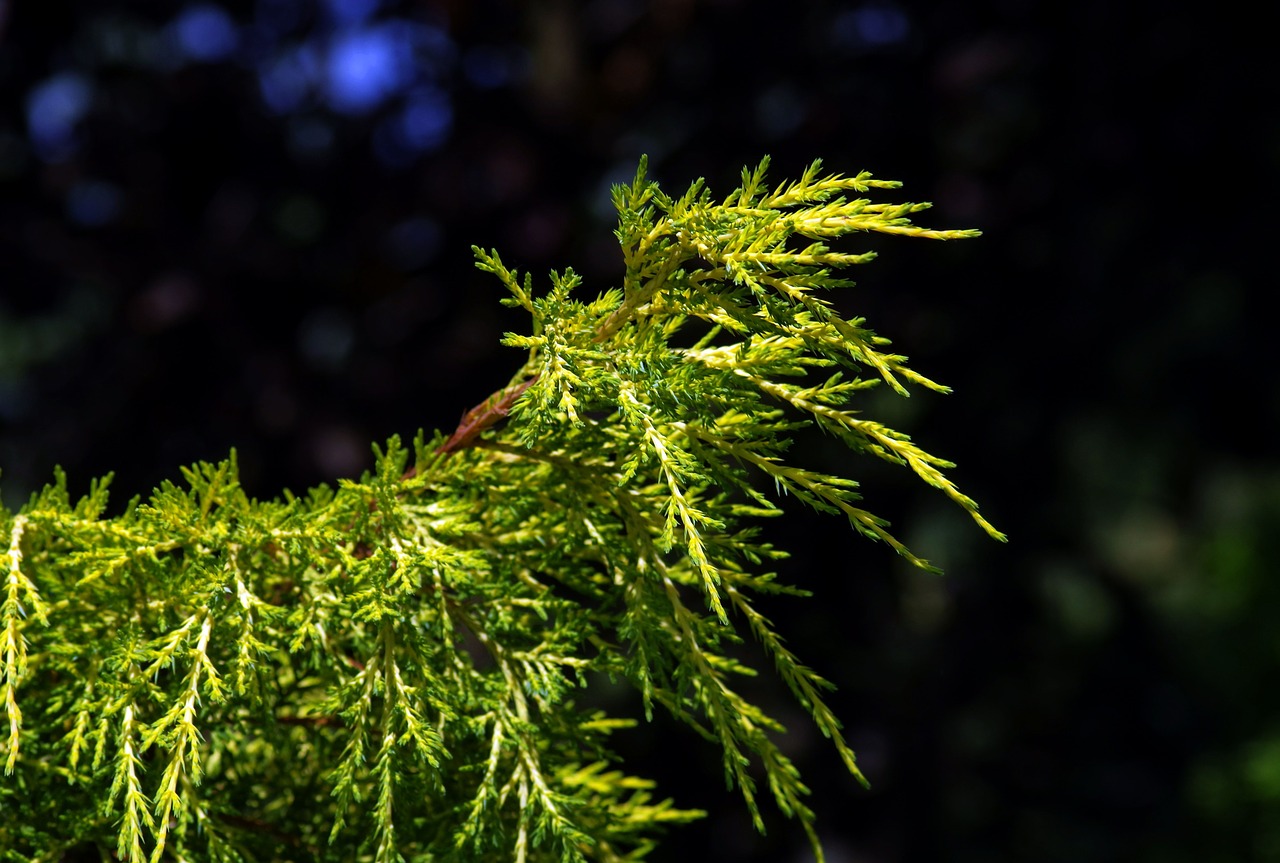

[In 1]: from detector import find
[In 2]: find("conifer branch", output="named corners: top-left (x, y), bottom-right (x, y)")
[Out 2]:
top-left (0, 156), bottom-right (1002, 862)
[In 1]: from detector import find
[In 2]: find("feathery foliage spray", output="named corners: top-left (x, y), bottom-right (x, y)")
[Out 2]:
top-left (0, 157), bottom-right (1003, 862)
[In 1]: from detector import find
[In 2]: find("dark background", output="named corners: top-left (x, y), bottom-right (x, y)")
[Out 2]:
top-left (1, 1), bottom-right (1276, 861)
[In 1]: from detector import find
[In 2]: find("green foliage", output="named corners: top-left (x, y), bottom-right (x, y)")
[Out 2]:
top-left (0, 158), bottom-right (1002, 862)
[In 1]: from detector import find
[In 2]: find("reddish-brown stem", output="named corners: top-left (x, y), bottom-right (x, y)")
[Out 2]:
top-left (434, 374), bottom-right (540, 456)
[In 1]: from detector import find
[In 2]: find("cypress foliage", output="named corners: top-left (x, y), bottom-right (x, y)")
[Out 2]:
top-left (0, 158), bottom-right (1003, 862)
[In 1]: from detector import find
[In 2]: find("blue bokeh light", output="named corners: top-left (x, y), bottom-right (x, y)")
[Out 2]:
top-left (323, 18), bottom-right (455, 114)
top-left (254, 0), bottom-right (308, 39)
top-left (25, 73), bottom-right (93, 162)
top-left (324, 23), bottom-right (414, 114)
top-left (121, 1), bottom-right (465, 165)
top-left (410, 22), bottom-right (456, 79)
top-left (171, 4), bottom-right (241, 62)
top-left (369, 87), bottom-right (451, 167)
top-left (399, 87), bottom-right (452, 149)
top-left (258, 44), bottom-right (321, 114)
top-left (833, 3), bottom-right (911, 49)
top-left (323, 0), bottom-right (381, 28)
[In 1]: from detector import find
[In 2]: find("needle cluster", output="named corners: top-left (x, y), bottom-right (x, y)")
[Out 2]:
top-left (0, 158), bottom-right (1002, 862)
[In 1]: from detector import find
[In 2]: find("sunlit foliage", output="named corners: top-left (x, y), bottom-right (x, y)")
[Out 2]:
top-left (0, 158), bottom-right (1000, 862)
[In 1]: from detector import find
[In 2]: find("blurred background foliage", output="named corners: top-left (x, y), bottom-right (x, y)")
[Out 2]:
top-left (0, 0), bottom-right (1275, 860)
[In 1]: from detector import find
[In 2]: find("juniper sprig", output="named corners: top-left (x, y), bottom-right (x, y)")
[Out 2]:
top-left (0, 157), bottom-right (1002, 863)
